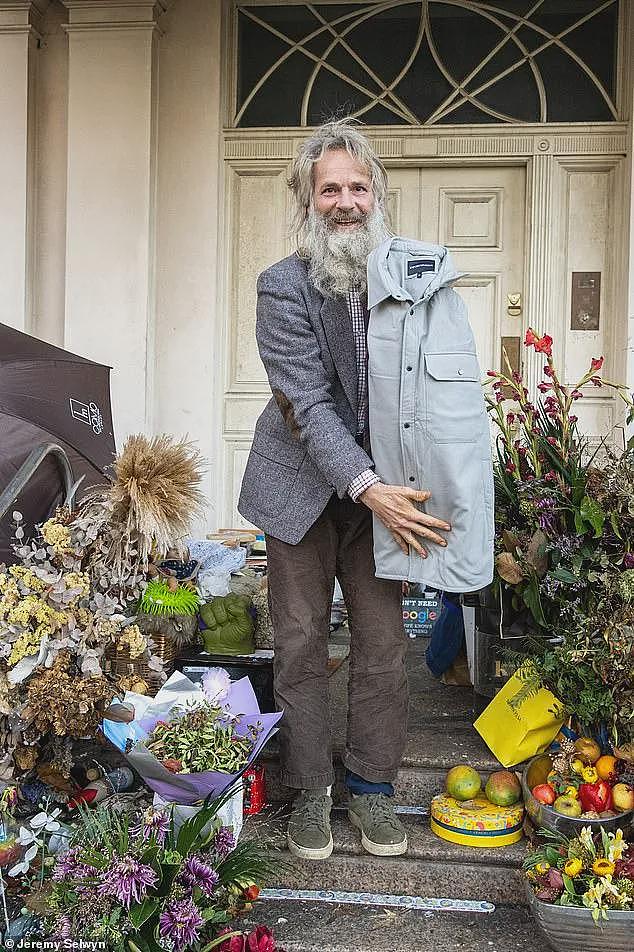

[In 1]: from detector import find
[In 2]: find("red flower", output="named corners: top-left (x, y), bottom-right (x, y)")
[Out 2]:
top-left (244, 885), bottom-right (261, 902)
top-left (543, 365), bottom-right (553, 377)
top-left (486, 370), bottom-right (498, 377)
top-left (534, 334), bottom-right (553, 356)
top-left (545, 470), bottom-right (557, 481)
top-left (246, 926), bottom-right (277, 952)
top-left (571, 389), bottom-right (583, 400)
top-left (546, 437), bottom-right (558, 446)
top-left (590, 356), bottom-right (604, 371)
top-left (524, 328), bottom-right (539, 346)
top-left (506, 413), bottom-right (515, 424)
top-left (569, 415), bottom-right (578, 423)
top-left (538, 382), bottom-right (552, 393)
top-left (591, 377), bottom-right (602, 387)
top-left (505, 461), bottom-right (517, 474)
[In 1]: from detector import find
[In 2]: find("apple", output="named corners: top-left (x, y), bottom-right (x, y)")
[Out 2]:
top-left (553, 795), bottom-right (582, 818)
top-left (612, 782), bottom-right (634, 812)
top-left (574, 737), bottom-right (601, 764)
top-left (532, 783), bottom-right (556, 805)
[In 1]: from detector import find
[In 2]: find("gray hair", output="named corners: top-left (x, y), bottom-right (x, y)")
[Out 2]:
top-left (288, 118), bottom-right (389, 241)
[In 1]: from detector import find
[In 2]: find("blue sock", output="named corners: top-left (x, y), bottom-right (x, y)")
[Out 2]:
top-left (345, 769), bottom-right (394, 797)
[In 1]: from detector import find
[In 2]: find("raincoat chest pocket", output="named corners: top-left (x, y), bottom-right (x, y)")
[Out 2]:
top-left (424, 352), bottom-right (484, 443)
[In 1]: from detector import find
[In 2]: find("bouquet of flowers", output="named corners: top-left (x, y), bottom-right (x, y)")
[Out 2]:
top-left (525, 825), bottom-right (634, 922)
top-left (35, 794), bottom-right (279, 951)
top-left (485, 330), bottom-right (634, 742)
top-left (103, 669), bottom-right (282, 805)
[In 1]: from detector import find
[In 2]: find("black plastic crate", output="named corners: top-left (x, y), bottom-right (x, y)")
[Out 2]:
top-left (174, 651), bottom-right (275, 713)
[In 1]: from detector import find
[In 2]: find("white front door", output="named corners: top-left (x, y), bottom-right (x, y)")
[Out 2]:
top-left (387, 165), bottom-right (526, 379)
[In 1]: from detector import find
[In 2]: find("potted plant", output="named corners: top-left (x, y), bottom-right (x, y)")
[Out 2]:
top-left (524, 824), bottom-right (634, 952)
top-left (482, 330), bottom-right (634, 744)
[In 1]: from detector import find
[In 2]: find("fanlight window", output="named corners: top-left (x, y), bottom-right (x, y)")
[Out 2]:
top-left (234, 0), bottom-right (620, 127)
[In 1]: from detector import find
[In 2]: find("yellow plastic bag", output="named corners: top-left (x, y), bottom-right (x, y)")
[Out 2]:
top-left (474, 666), bottom-right (565, 767)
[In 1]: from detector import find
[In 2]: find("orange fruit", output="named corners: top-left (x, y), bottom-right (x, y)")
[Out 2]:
top-left (595, 754), bottom-right (618, 781)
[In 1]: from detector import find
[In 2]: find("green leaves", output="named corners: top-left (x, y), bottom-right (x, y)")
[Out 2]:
top-left (575, 496), bottom-right (605, 538)
top-left (129, 897), bottom-right (160, 930)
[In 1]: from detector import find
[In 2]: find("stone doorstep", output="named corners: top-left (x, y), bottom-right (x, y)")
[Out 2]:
top-left (254, 813), bottom-right (526, 907)
top-left (271, 853), bottom-right (525, 908)
top-left (240, 899), bottom-right (541, 952)
top-left (261, 724), bottom-right (506, 807)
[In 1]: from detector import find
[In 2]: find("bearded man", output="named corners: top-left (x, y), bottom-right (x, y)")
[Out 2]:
top-left (238, 120), bottom-right (450, 861)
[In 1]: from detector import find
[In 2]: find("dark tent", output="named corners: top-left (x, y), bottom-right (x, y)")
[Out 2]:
top-left (0, 323), bottom-right (116, 563)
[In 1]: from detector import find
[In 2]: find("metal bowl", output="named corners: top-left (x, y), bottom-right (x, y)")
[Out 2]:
top-left (522, 753), bottom-right (634, 837)
top-left (525, 881), bottom-right (634, 952)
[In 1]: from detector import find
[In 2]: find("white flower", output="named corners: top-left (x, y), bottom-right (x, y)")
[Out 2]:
top-left (30, 808), bottom-right (61, 835)
top-left (8, 843), bottom-right (37, 877)
top-left (202, 667), bottom-right (232, 703)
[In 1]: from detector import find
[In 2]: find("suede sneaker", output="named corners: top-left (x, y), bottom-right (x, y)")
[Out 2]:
top-left (348, 793), bottom-right (408, 856)
top-left (287, 789), bottom-right (333, 860)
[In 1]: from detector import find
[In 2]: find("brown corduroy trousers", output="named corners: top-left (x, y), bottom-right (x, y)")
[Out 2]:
top-left (266, 494), bottom-right (409, 790)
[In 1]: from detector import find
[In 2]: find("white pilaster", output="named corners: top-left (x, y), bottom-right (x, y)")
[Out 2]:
top-left (525, 151), bottom-right (557, 394)
top-left (61, 0), bottom-right (167, 443)
top-left (0, 1), bottom-right (48, 330)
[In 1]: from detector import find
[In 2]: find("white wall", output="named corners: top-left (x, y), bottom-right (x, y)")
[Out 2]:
top-left (154, 0), bottom-right (223, 532)
top-left (34, 0), bottom-right (68, 347)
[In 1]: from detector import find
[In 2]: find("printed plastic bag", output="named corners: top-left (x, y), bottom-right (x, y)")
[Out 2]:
top-left (474, 665), bottom-right (565, 767)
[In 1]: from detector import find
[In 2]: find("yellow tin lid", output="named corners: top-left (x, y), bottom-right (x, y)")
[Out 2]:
top-left (430, 794), bottom-right (524, 848)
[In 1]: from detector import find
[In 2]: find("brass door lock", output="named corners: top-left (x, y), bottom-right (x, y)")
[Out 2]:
top-left (507, 292), bottom-right (522, 317)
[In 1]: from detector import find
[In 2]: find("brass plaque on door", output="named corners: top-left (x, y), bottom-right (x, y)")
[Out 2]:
top-left (506, 292), bottom-right (522, 317)
top-left (571, 272), bottom-right (600, 330)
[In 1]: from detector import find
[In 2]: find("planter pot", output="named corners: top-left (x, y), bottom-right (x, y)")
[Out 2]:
top-left (526, 881), bottom-right (634, 952)
top-left (522, 753), bottom-right (634, 837)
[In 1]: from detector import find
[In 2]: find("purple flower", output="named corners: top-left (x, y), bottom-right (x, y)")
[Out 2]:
top-left (624, 553), bottom-right (634, 569)
top-left (159, 898), bottom-right (204, 952)
top-left (212, 826), bottom-right (236, 858)
top-left (97, 855), bottom-right (158, 909)
top-left (52, 847), bottom-right (93, 882)
top-left (132, 808), bottom-right (171, 846)
top-left (51, 914), bottom-right (72, 941)
top-left (178, 855), bottom-right (219, 896)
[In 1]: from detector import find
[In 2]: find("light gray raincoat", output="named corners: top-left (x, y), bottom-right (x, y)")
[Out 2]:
top-left (367, 237), bottom-right (494, 592)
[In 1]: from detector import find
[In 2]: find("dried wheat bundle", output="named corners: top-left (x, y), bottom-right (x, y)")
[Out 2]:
top-left (112, 434), bottom-right (206, 558)
top-left (76, 434), bottom-right (207, 582)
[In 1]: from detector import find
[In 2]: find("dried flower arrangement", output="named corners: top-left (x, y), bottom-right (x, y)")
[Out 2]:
top-left (0, 434), bottom-right (207, 784)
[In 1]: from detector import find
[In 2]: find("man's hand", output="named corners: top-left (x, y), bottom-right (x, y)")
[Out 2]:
top-left (359, 483), bottom-right (451, 557)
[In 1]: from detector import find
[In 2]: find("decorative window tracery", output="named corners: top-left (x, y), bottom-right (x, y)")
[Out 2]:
top-left (233, 0), bottom-right (620, 127)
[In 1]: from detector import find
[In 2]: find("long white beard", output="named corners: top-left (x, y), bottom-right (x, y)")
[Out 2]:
top-left (303, 206), bottom-right (388, 297)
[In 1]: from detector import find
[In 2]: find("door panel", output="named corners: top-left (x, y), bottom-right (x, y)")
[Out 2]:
top-left (387, 165), bottom-right (526, 378)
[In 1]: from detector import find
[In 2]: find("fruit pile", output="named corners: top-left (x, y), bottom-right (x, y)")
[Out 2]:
top-left (446, 764), bottom-right (522, 805)
top-left (530, 735), bottom-right (634, 820)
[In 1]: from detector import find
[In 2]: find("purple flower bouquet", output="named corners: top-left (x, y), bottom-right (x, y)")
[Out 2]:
top-left (103, 669), bottom-right (282, 805)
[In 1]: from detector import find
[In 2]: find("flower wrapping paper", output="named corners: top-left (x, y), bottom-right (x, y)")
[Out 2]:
top-left (102, 670), bottom-right (282, 805)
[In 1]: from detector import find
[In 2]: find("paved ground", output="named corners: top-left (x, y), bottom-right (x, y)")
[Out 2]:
top-left (241, 899), bottom-right (542, 952)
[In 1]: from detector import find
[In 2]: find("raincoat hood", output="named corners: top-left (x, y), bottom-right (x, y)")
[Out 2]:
top-left (367, 237), bottom-right (464, 309)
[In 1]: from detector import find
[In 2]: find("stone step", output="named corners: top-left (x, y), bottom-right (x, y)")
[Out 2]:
top-left (262, 724), bottom-right (504, 806)
top-left (262, 813), bottom-right (525, 906)
top-left (241, 898), bottom-right (540, 952)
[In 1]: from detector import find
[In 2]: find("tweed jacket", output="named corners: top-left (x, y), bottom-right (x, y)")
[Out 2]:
top-left (237, 253), bottom-right (374, 544)
top-left (367, 237), bottom-right (495, 591)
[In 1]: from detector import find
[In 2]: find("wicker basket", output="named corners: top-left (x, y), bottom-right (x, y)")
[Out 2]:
top-left (107, 632), bottom-right (181, 696)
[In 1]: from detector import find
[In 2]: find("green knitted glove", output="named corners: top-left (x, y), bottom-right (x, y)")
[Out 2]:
top-left (199, 593), bottom-right (255, 656)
